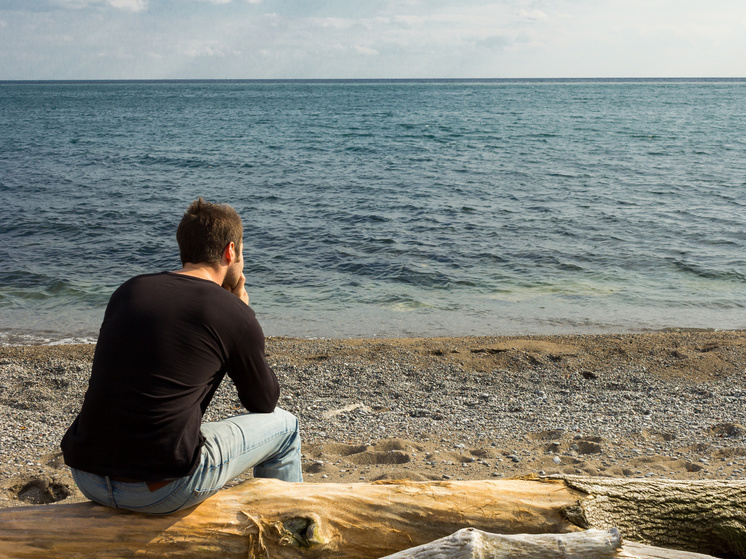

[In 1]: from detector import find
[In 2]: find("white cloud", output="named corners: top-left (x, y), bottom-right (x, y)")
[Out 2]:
top-left (354, 45), bottom-right (379, 55)
top-left (308, 17), bottom-right (353, 29)
top-left (182, 40), bottom-right (240, 58)
top-left (50, 0), bottom-right (98, 8)
top-left (108, 0), bottom-right (148, 11)
top-left (518, 9), bottom-right (547, 21)
top-left (477, 35), bottom-right (511, 50)
top-left (3, 0), bottom-right (746, 79)
top-left (392, 15), bottom-right (426, 27)
top-left (50, 0), bottom-right (147, 11)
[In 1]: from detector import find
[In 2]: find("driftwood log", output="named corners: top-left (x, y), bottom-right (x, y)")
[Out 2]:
top-left (556, 475), bottom-right (746, 558)
top-left (0, 476), bottom-right (744, 558)
top-left (380, 528), bottom-right (624, 558)
top-left (381, 527), bottom-right (721, 559)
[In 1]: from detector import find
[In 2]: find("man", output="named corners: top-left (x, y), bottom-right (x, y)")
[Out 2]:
top-left (61, 198), bottom-right (301, 514)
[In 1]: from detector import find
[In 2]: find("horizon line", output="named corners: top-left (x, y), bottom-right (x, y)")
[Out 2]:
top-left (1, 77), bottom-right (745, 84)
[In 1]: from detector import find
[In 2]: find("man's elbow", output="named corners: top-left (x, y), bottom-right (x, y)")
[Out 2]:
top-left (251, 401), bottom-right (277, 414)
top-left (242, 394), bottom-right (279, 414)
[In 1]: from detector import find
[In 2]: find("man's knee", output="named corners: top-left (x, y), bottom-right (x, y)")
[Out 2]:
top-left (273, 407), bottom-right (300, 431)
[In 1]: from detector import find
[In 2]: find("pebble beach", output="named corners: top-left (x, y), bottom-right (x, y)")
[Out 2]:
top-left (1, 330), bottom-right (746, 509)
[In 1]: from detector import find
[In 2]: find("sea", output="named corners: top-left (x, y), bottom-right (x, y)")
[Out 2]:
top-left (1, 79), bottom-right (745, 345)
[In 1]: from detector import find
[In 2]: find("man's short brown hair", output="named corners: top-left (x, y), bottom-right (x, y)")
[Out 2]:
top-left (176, 198), bottom-right (243, 266)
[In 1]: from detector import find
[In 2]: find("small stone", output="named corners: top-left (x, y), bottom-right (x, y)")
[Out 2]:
top-left (552, 456), bottom-right (562, 464)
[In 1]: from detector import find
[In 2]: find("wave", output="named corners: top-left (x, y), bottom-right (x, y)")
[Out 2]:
top-left (669, 260), bottom-right (746, 282)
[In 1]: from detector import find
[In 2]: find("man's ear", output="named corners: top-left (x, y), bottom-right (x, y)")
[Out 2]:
top-left (222, 242), bottom-right (236, 264)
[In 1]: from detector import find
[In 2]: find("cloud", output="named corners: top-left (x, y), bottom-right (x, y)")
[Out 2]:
top-left (392, 14), bottom-right (426, 27)
top-left (308, 17), bottom-right (354, 29)
top-left (182, 40), bottom-right (240, 58)
top-left (354, 45), bottom-right (379, 55)
top-left (518, 9), bottom-right (548, 21)
top-left (51, 0), bottom-right (148, 11)
top-left (50, 0), bottom-right (98, 8)
top-left (108, 0), bottom-right (147, 11)
top-left (4, 0), bottom-right (746, 80)
top-left (477, 35), bottom-right (511, 50)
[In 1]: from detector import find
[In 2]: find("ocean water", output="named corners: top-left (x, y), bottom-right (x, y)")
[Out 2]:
top-left (1, 79), bottom-right (745, 344)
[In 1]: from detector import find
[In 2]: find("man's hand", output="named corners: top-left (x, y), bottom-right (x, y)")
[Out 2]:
top-left (224, 273), bottom-right (250, 305)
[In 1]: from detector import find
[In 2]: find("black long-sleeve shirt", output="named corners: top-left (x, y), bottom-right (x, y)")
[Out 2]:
top-left (61, 272), bottom-right (278, 481)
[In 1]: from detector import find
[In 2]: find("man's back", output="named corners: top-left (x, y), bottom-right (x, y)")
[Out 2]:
top-left (62, 198), bottom-right (300, 515)
top-left (61, 271), bottom-right (278, 481)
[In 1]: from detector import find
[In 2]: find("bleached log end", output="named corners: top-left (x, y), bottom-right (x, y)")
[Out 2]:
top-left (382, 527), bottom-right (622, 559)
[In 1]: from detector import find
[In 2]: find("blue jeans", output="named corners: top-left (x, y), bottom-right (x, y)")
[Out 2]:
top-left (71, 408), bottom-right (302, 515)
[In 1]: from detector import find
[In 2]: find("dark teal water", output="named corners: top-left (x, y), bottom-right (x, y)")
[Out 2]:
top-left (2, 80), bottom-right (745, 343)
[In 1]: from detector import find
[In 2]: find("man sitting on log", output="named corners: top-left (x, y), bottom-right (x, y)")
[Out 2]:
top-left (61, 198), bottom-right (302, 514)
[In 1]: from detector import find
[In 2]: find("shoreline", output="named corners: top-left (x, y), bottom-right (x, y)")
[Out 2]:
top-left (0, 325), bottom-right (738, 348)
top-left (2, 330), bottom-right (746, 508)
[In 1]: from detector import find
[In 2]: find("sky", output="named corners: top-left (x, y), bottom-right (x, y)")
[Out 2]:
top-left (1, 0), bottom-right (745, 80)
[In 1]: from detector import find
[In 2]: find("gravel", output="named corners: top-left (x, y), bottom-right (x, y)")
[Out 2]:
top-left (2, 332), bottom-right (746, 508)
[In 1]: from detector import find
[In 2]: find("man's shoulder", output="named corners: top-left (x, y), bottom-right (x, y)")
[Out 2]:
top-left (113, 271), bottom-right (169, 292)
top-left (121, 271), bottom-right (169, 283)
top-left (122, 272), bottom-right (215, 288)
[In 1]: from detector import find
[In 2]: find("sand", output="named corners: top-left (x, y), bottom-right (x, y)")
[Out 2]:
top-left (1, 330), bottom-right (745, 509)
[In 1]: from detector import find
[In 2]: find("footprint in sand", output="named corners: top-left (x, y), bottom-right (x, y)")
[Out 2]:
top-left (306, 438), bottom-right (419, 466)
top-left (10, 476), bottom-right (72, 505)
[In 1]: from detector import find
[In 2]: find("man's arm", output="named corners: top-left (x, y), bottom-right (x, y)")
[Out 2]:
top-left (224, 304), bottom-right (279, 413)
